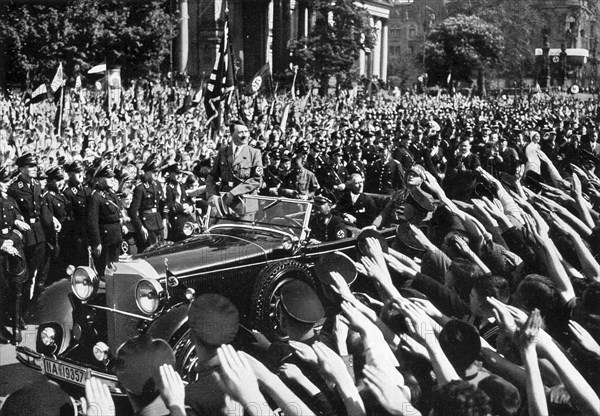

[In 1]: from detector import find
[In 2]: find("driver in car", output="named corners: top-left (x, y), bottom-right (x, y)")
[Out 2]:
top-left (309, 188), bottom-right (348, 243)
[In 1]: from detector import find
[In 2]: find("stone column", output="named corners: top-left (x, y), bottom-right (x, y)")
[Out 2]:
top-left (381, 20), bottom-right (388, 82)
top-left (179, 0), bottom-right (189, 74)
top-left (373, 18), bottom-right (382, 78)
top-left (359, 49), bottom-right (366, 76)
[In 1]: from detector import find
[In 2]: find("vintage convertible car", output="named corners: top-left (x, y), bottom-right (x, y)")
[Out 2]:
top-left (16, 194), bottom-right (394, 396)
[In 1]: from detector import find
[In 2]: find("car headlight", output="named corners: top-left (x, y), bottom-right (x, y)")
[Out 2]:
top-left (183, 222), bottom-right (195, 237)
top-left (71, 266), bottom-right (99, 301)
top-left (40, 327), bottom-right (56, 347)
top-left (135, 279), bottom-right (165, 315)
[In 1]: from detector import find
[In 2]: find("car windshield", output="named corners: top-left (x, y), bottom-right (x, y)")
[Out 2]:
top-left (208, 195), bottom-right (312, 239)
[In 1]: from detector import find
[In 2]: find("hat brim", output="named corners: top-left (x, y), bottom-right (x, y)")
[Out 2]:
top-left (357, 229), bottom-right (389, 256)
top-left (314, 251), bottom-right (357, 286)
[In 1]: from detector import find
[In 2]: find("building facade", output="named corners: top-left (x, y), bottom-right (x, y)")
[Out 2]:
top-left (182, 0), bottom-right (392, 84)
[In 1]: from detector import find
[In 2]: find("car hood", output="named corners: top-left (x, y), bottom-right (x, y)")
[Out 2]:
top-left (134, 229), bottom-right (287, 278)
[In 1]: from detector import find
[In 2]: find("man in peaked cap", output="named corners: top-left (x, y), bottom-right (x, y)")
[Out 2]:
top-left (279, 151), bottom-right (320, 200)
top-left (163, 162), bottom-right (195, 241)
top-left (62, 160), bottom-right (93, 268)
top-left (40, 167), bottom-right (69, 286)
top-left (87, 165), bottom-right (124, 276)
top-left (278, 279), bottom-right (325, 342)
top-left (129, 155), bottom-right (167, 251)
top-left (185, 293), bottom-right (240, 415)
top-left (0, 166), bottom-right (28, 343)
top-left (8, 153), bottom-right (51, 322)
top-left (309, 188), bottom-right (348, 242)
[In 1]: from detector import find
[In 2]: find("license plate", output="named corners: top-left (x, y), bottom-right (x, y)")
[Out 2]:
top-left (42, 358), bottom-right (87, 385)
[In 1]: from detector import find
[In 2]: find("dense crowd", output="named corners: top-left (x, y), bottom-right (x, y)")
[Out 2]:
top-left (1, 85), bottom-right (600, 416)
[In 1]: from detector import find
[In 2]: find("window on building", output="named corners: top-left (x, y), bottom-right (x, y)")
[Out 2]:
top-left (409, 25), bottom-right (417, 39)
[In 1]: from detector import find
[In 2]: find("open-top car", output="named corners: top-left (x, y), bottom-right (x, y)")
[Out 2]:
top-left (16, 194), bottom-right (395, 395)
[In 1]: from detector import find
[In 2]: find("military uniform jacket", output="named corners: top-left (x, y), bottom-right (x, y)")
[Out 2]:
top-left (280, 167), bottom-right (320, 198)
top-left (318, 162), bottom-right (348, 190)
top-left (0, 195), bottom-right (24, 246)
top-left (42, 190), bottom-right (68, 246)
top-left (309, 213), bottom-right (347, 242)
top-left (305, 154), bottom-right (325, 174)
top-left (205, 144), bottom-right (263, 198)
top-left (335, 191), bottom-right (378, 229)
top-left (165, 181), bottom-right (192, 217)
top-left (346, 159), bottom-right (366, 177)
top-left (87, 188), bottom-right (123, 247)
top-left (365, 158), bottom-right (404, 194)
top-left (129, 180), bottom-right (165, 233)
top-left (8, 177), bottom-right (47, 246)
top-left (63, 182), bottom-right (93, 240)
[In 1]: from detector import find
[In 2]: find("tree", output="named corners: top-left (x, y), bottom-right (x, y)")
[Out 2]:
top-left (423, 15), bottom-right (504, 92)
top-left (0, 0), bottom-right (176, 88)
top-left (387, 50), bottom-right (420, 91)
top-left (445, 0), bottom-right (544, 82)
top-left (289, 0), bottom-right (376, 95)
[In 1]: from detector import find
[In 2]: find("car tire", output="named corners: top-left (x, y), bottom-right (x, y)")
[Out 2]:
top-left (170, 325), bottom-right (196, 383)
top-left (251, 259), bottom-right (318, 340)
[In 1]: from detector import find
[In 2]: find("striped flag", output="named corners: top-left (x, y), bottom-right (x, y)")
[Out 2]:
top-left (50, 63), bottom-right (65, 92)
top-left (204, 18), bottom-right (235, 126)
top-left (29, 84), bottom-right (48, 105)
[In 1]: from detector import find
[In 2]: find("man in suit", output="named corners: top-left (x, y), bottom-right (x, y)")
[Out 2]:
top-left (206, 120), bottom-right (263, 217)
top-left (8, 153), bottom-right (50, 319)
top-left (335, 173), bottom-right (377, 229)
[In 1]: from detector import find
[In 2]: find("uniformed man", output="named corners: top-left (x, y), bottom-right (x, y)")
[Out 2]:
top-left (346, 144), bottom-right (367, 177)
top-left (334, 173), bottom-right (378, 229)
top-left (365, 144), bottom-right (404, 194)
top-left (261, 150), bottom-right (283, 196)
top-left (62, 160), bottom-right (93, 267)
top-left (305, 142), bottom-right (325, 174)
top-left (309, 188), bottom-right (347, 243)
top-left (393, 133), bottom-right (415, 171)
top-left (279, 152), bottom-right (320, 200)
top-left (318, 147), bottom-right (348, 197)
top-left (0, 167), bottom-right (28, 343)
top-left (41, 167), bottom-right (68, 284)
top-left (206, 120), bottom-right (263, 214)
top-left (8, 153), bottom-right (49, 318)
top-left (129, 156), bottom-right (166, 251)
top-left (163, 162), bottom-right (195, 241)
top-left (87, 165), bottom-right (124, 276)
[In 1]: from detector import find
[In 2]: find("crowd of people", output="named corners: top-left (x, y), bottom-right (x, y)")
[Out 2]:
top-left (1, 83), bottom-right (600, 416)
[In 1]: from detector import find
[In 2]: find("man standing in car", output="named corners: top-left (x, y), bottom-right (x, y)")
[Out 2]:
top-left (206, 120), bottom-right (263, 215)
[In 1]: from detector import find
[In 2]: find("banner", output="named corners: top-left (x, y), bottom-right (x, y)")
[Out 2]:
top-left (107, 67), bottom-right (122, 112)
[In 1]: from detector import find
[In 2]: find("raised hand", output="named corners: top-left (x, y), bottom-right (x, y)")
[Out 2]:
top-left (215, 345), bottom-right (262, 406)
top-left (569, 320), bottom-right (600, 356)
top-left (487, 297), bottom-right (517, 338)
top-left (158, 364), bottom-right (185, 412)
top-left (289, 340), bottom-right (318, 366)
top-left (82, 377), bottom-right (115, 416)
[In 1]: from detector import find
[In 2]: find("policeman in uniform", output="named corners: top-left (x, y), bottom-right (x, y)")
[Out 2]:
top-left (129, 156), bottom-right (166, 251)
top-left (163, 162), bottom-right (195, 241)
top-left (305, 142), bottom-right (325, 174)
top-left (41, 167), bottom-right (68, 284)
top-left (0, 167), bottom-right (28, 343)
top-left (309, 188), bottom-right (347, 242)
top-left (279, 152), bottom-right (320, 199)
top-left (87, 165), bottom-right (124, 276)
top-left (8, 153), bottom-right (49, 318)
top-left (206, 120), bottom-right (263, 214)
top-left (346, 144), bottom-right (367, 177)
top-left (62, 160), bottom-right (93, 267)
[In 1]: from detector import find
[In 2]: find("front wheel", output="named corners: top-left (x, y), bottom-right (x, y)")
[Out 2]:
top-left (251, 259), bottom-right (318, 340)
top-left (171, 326), bottom-right (197, 383)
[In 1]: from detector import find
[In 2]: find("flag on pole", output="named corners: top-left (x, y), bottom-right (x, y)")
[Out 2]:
top-left (244, 63), bottom-right (272, 97)
top-left (50, 63), bottom-right (65, 92)
top-left (29, 84), bottom-right (48, 105)
top-left (204, 18), bottom-right (235, 126)
top-left (447, 72), bottom-right (452, 86)
top-left (88, 63), bottom-right (107, 74)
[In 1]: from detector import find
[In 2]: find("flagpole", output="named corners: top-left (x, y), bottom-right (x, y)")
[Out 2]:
top-left (58, 83), bottom-right (64, 137)
top-left (290, 66), bottom-right (298, 99)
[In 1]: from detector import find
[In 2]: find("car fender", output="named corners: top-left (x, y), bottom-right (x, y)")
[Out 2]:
top-left (145, 302), bottom-right (190, 344)
top-left (34, 279), bottom-right (74, 354)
